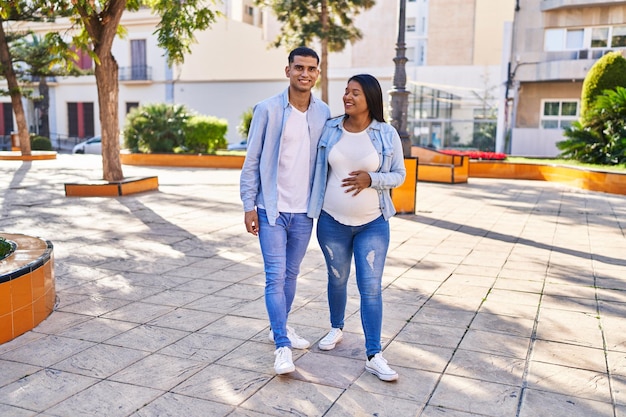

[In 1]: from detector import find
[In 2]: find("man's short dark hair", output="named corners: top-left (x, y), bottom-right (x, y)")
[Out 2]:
top-left (288, 47), bottom-right (320, 65)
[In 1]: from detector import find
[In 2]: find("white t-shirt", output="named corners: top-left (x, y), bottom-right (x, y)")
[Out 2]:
top-left (277, 107), bottom-right (311, 213)
top-left (322, 128), bottom-right (381, 226)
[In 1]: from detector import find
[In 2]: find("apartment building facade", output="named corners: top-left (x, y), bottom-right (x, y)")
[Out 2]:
top-left (507, 0), bottom-right (626, 156)
top-left (1, 0), bottom-right (515, 150)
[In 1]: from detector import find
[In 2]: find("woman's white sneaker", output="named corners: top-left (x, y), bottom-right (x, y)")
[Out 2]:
top-left (318, 328), bottom-right (343, 351)
top-left (268, 326), bottom-right (310, 349)
top-left (365, 352), bottom-right (398, 381)
top-left (274, 347), bottom-right (295, 374)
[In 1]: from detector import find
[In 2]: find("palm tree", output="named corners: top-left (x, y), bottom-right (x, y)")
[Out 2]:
top-left (10, 33), bottom-right (82, 139)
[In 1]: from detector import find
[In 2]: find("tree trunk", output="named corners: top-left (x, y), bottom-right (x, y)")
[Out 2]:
top-left (94, 52), bottom-right (124, 182)
top-left (38, 78), bottom-right (50, 138)
top-left (0, 20), bottom-right (31, 155)
top-left (320, 0), bottom-right (329, 104)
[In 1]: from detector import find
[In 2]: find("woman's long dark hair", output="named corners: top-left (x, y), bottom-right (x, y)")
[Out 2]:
top-left (347, 74), bottom-right (385, 123)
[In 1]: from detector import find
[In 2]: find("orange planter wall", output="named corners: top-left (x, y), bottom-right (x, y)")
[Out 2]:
top-left (120, 153), bottom-right (245, 169)
top-left (470, 161), bottom-right (626, 196)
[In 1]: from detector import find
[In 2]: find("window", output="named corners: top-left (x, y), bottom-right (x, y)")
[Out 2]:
top-left (591, 27), bottom-right (609, 48)
top-left (544, 29), bottom-right (564, 51)
top-left (612, 25), bottom-right (626, 47)
top-left (565, 29), bottom-right (584, 49)
top-left (1, 103), bottom-right (13, 135)
top-left (126, 102), bottom-right (139, 114)
top-left (546, 25), bottom-right (626, 51)
top-left (541, 100), bottom-right (578, 129)
top-left (406, 18), bottom-right (416, 32)
top-left (72, 47), bottom-right (92, 70)
top-left (67, 102), bottom-right (95, 138)
top-left (130, 39), bottom-right (147, 80)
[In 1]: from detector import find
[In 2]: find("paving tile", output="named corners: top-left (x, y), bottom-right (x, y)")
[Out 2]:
top-left (172, 364), bottom-right (271, 406)
top-left (518, 388), bottom-right (614, 417)
top-left (411, 306), bottom-right (476, 329)
top-left (526, 362), bottom-right (611, 402)
top-left (104, 324), bottom-right (189, 352)
top-left (53, 343), bottom-right (148, 378)
top-left (457, 329), bottom-right (531, 359)
top-left (0, 335), bottom-right (94, 368)
top-left (44, 380), bottom-right (162, 417)
top-left (382, 340), bottom-right (454, 373)
top-left (0, 360), bottom-right (41, 388)
top-left (147, 307), bottom-right (222, 332)
top-left (429, 374), bottom-right (520, 417)
top-left (56, 317), bottom-right (137, 342)
top-left (532, 340), bottom-right (607, 372)
top-left (288, 351), bottom-right (364, 388)
top-left (238, 378), bottom-right (343, 416)
top-left (446, 350), bottom-right (525, 386)
top-left (158, 332), bottom-right (244, 362)
top-left (470, 311), bottom-right (534, 338)
top-left (395, 321), bottom-right (468, 349)
top-left (0, 368), bottom-right (98, 412)
top-left (325, 387), bottom-right (424, 417)
top-left (109, 353), bottom-right (207, 390)
top-left (128, 392), bottom-right (234, 417)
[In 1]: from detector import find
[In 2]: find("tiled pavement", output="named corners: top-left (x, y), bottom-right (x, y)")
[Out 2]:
top-left (1, 154), bottom-right (625, 417)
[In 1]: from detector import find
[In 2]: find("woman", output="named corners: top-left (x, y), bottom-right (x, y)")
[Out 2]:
top-left (308, 74), bottom-right (406, 382)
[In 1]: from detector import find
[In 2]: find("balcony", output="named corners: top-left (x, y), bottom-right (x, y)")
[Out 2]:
top-left (542, 0), bottom-right (626, 11)
top-left (119, 66), bottom-right (152, 82)
top-left (515, 48), bottom-right (622, 82)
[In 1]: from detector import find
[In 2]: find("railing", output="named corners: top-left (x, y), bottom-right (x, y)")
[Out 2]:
top-left (119, 66), bottom-right (152, 81)
top-left (0, 135), bottom-right (12, 151)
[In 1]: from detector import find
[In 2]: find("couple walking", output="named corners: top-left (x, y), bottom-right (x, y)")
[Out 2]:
top-left (239, 47), bottom-right (406, 382)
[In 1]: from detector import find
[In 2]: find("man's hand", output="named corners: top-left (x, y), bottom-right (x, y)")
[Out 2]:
top-left (244, 210), bottom-right (259, 236)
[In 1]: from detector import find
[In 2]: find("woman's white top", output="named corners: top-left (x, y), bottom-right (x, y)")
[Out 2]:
top-left (322, 127), bottom-right (381, 226)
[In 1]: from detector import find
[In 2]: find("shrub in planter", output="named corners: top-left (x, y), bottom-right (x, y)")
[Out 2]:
top-left (30, 135), bottom-right (52, 151)
top-left (124, 103), bottom-right (190, 153)
top-left (183, 115), bottom-right (228, 154)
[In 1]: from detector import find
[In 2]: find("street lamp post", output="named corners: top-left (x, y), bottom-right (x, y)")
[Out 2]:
top-left (389, 0), bottom-right (411, 157)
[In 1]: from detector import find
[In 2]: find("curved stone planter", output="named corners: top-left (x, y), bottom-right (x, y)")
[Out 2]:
top-left (0, 233), bottom-right (55, 344)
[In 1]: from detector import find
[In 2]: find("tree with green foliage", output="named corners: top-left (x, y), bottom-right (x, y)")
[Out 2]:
top-left (65, 0), bottom-right (219, 182)
top-left (255, 0), bottom-right (375, 103)
top-left (580, 51), bottom-right (626, 121)
top-left (0, 1), bottom-right (71, 155)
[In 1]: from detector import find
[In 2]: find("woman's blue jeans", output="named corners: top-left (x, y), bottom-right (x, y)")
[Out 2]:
top-left (316, 210), bottom-right (389, 357)
top-left (258, 209), bottom-right (313, 348)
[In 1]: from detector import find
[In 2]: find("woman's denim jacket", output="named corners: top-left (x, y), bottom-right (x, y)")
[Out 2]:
top-left (307, 117), bottom-right (406, 221)
top-left (240, 88), bottom-right (330, 226)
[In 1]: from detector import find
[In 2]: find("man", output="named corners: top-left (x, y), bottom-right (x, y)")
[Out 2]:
top-left (240, 47), bottom-right (331, 374)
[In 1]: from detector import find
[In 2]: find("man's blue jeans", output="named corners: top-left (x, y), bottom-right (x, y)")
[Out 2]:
top-left (316, 210), bottom-right (389, 357)
top-left (258, 209), bottom-right (313, 348)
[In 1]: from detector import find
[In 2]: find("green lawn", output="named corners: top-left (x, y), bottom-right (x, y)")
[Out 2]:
top-left (505, 157), bottom-right (626, 173)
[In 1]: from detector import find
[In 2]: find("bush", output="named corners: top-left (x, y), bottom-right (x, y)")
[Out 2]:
top-left (183, 115), bottom-right (228, 154)
top-left (30, 135), bottom-right (52, 151)
top-left (123, 103), bottom-right (190, 153)
top-left (237, 108), bottom-right (253, 139)
top-left (580, 51), bottom-right (626, 121)
top-left (558, 86), bottom-right (626, 164)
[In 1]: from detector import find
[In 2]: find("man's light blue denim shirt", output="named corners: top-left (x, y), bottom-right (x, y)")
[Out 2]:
top-left (240, 88), bottom-right (331, 226)
top-left (307, 117), bottom-right (407, 221)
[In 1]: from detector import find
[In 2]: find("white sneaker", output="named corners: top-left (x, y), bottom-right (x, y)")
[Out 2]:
top-left (318, 328), bottom-right (343, 351)
top-left (365, 352), bottom-right (398, 382)
top-left (274, 346), bottom-right (295, 374)
top-left (268, 326), bottom-right (310, 349)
